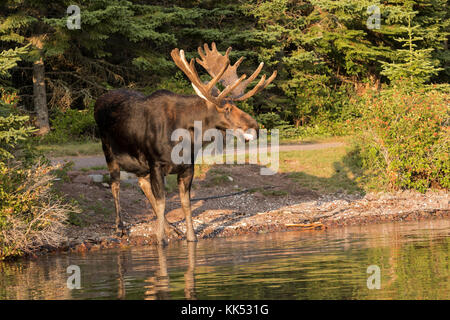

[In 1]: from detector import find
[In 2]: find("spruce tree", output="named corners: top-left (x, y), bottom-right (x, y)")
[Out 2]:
top-left (380, 9), bottom-right (443, 84)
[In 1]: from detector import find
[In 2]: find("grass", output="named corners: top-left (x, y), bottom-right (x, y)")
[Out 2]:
top-left (80, 165), bottom-right (108, 172)
top-left (207, 174), bottom-right (233, 187)
top-left (43, 135), bottom-right (365, 194)
top-left (34, 135), bottom-right (351, 158)
top-left (35, 141), bottom-right (102, 157)
top-left (67, 210), bottom-right (88, 227)
top-left (193, 140), bottom-right (365, 194)
top-left (192, 142), bottom-right (364, 194)
top-left (278, 135), bottom-right (350, 145)
top-left (278, 145), bottom-right (364, 194)
top-left (86, 201), bottom-right (114, 217)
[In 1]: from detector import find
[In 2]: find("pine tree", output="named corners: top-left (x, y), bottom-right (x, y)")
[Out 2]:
top-left (380, 10), bottom-right (443, 84)
top-left (243, 0), bottom-right (448, 125)
top-left (0, 0), bottom-right (67, 134)
top-left (0, 46), bottom-right (28, 80)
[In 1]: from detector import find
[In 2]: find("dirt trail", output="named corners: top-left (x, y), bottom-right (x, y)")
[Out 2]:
top-left (51, 142), bottom-right (345, 170)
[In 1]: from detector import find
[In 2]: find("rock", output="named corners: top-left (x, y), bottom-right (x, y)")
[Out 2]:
top-left (120, 171), bottom-right (136, 181)
top-left (120, 171), bottom-right (128, 180)
top-left (122, 178), bottom-right (138, 185)
top-left (253, 192), bottom-right (264, 198)
top-left (227, 176), bottom-right (233, 181)
top-left (88, 174), bottom-right (104, 183)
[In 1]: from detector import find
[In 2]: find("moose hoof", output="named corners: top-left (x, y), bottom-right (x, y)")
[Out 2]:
top-left (115, 224), bottom-right (128, 238)
top-left (115, 230), bottom-right (126, 238)
top-left (156, 237), bottom-right (168, 246)
top-left (186, 234), bottom-right (197, 242)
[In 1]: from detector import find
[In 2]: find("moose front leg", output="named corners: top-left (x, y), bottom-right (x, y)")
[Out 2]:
top-left (178, 166), bottom-right (197, 242)
top-left (147, 167), bottom-right (167, 245)
top-left (138, 174), bottom-right (182, 240)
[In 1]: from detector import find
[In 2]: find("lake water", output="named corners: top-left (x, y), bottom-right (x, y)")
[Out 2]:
top-left (0, 219), bottom-right (448, 300)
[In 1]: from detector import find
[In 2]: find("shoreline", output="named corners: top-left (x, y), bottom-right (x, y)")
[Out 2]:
top-left (27, 189), bottom-right (449, 258)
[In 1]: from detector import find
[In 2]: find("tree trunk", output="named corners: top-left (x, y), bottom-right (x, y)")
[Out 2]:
top-left (33, 55), bottom-right (49, 135)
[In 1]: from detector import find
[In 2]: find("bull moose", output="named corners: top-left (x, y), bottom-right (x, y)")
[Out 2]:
top-left (94, 43), bottom-right (277, 245)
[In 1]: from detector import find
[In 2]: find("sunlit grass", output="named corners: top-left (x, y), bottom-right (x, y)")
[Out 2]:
top-left (39, 136), bottom-right (365, 194)
top-left (36, 141), bottom-right (102, 157)
top-left (279, 146), bottom-right (364, 193)
top-left (194, 142), bottom-right (365, 194)
top-left (35, 136), bottom-right (351, 158)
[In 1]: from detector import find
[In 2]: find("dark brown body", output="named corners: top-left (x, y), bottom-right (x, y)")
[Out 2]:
top-left (94, 89), bottom-right (258, 244)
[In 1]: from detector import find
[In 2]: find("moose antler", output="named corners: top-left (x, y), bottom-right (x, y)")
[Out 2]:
top-left (171, 48), bottom-right (247, 105)
top-left (196, 42), bottom-right (277, 101)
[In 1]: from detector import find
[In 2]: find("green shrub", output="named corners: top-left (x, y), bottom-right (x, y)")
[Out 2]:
top-left (41, 104), bottom-right (97, 144)
top-left (354, 82), bottom-right (449, 192)
top-left (257, 112), bottom-right (288, 129)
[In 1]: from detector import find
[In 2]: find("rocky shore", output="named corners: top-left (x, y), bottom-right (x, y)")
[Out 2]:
top-left (44, 188), bottom-right (448, 256)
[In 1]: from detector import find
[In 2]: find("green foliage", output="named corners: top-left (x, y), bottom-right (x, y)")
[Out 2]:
top-left (0, 45), bottom-right (28, 79)
top-left (0, 103), bottom-right (75, 259)
top-left (380, 11), bottom-right (443, 85)
top-left (354, 82), bottom-right (449, 192)
top-left (0, 90), bottom-right (36, 160)
top-left (0, 0), bottom-right (448, 196)
top-left (243, 0), bottom-right (448, 124)
top-left (41, 105), bottom-right (97, 144)
top-left (0, 45), bottom-right (76, 260)
top-left (257, 112), bottom-right (288, 129)
top-left (0, 91), bottom-right (73, 260)
top-left (2, 0), bottom-right (449, 136)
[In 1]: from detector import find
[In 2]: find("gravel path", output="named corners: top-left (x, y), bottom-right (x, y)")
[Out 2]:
top-left (51, 142), bottom-right (345, 170)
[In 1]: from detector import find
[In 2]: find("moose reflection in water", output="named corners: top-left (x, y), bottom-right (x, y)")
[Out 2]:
top-left (114, 242), bottom-right (197, 300)
top-left (0, 220), bottom-right (448, 300)
top-left (142, 242), bottom-right (197, 300)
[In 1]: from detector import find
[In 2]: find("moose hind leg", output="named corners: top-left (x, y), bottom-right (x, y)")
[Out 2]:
top-left (111, 180), bottom-right (125, 236)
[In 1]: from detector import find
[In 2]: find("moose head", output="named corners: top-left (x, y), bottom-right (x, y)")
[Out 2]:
top-left (171, 42), bottom-right (277, 141)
